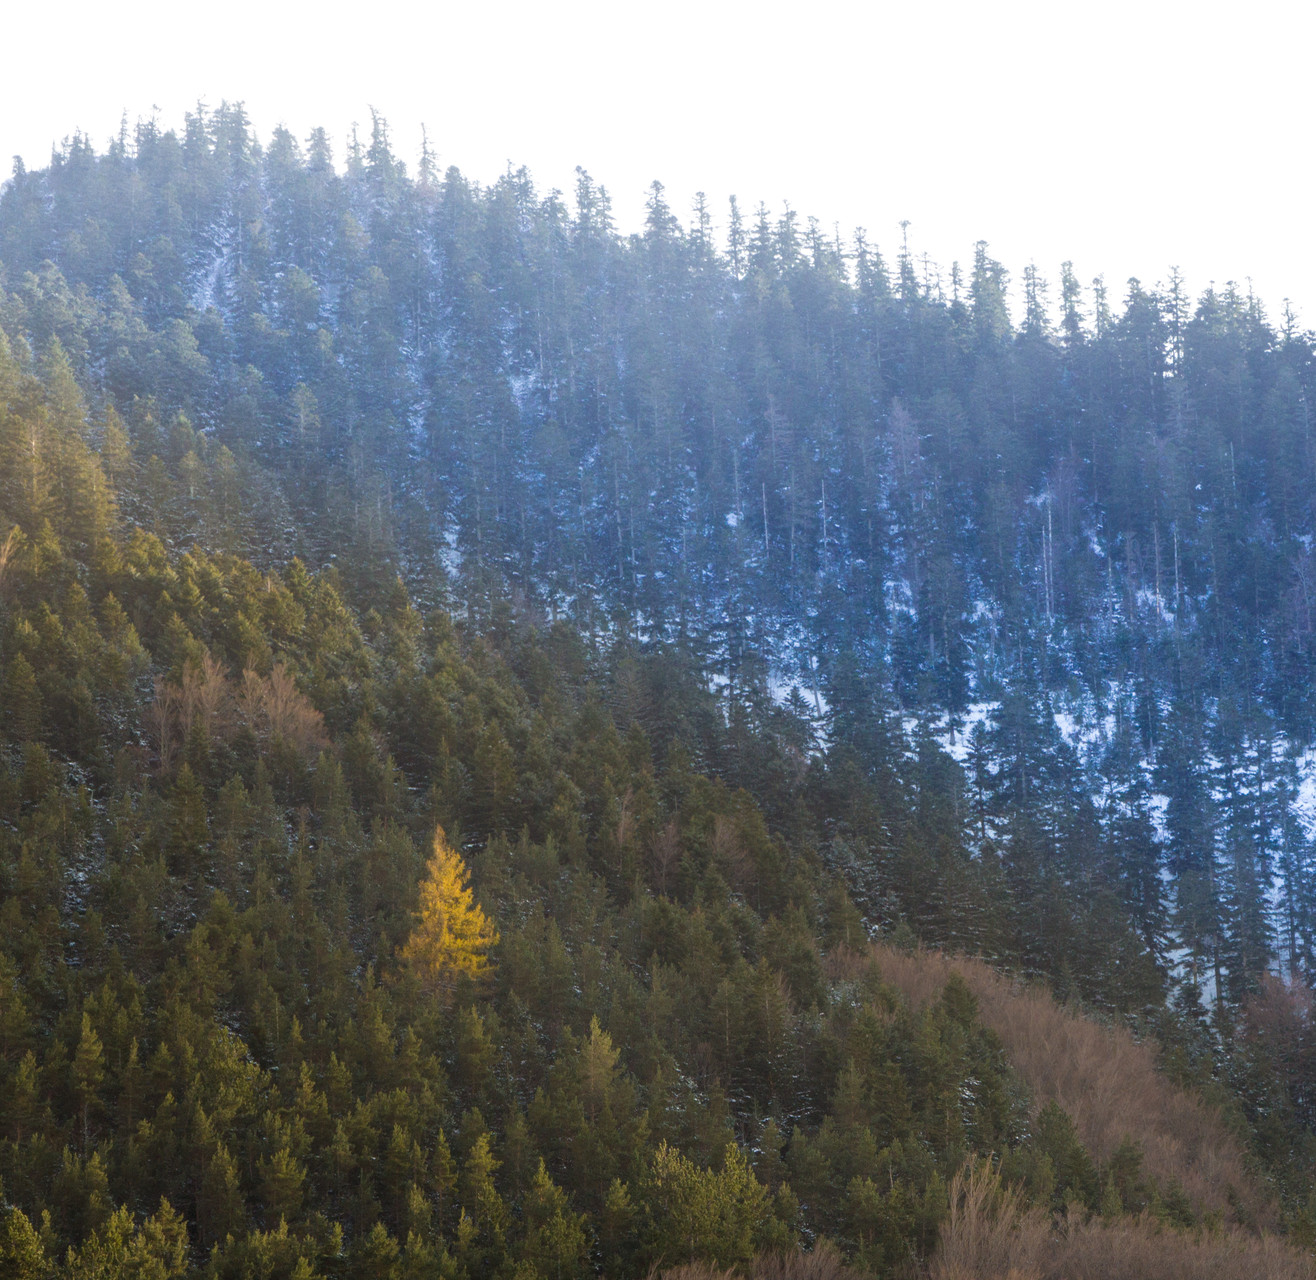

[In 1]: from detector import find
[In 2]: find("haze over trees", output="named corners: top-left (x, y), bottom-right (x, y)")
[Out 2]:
top-left (2, 106), bottom-right (1316, 1277)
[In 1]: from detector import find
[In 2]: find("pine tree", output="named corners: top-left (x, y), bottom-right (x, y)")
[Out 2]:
top-left (72, 1011), bottom-right (104, 1152)
top-left (1, 654), bottom-right (43, 742)
top-left (0, 1208), bottom-right (48, 1279)
top-left (399, 827), bottom-right (499, 1000)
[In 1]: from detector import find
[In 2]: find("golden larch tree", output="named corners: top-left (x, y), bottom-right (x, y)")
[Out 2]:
top-left (400, 827), bottom-right (499, 998)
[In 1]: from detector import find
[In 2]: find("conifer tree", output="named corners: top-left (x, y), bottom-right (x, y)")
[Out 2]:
top-left (399, 827), bottom-right (499, 1000)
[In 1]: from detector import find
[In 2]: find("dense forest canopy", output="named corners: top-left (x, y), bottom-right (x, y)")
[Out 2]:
top-left (3, 105), bottom-right (1316, 1278)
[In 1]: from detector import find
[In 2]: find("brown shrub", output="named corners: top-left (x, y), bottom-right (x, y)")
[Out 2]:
top-left (0, 525), bottom-right (19, 597)
top-left (822, 945), bottom-right (877, 984)
top-left (651, 818), bottom-right (682, 895)
top-left (871, 943), bottom-right (1267, 1227)
top-left (658, 1243), bottom-right (866, 1280)
top-left (146, 652), bottom-right (326, 771)
top-left (931, 1158), bottom-right (1048, 1280)
top-left (238, 662), bottom-right (327, 756)
top-left (711, 812), bottom-right (753, 895)
top-left (145, 674), bottom-right (181, 772)
top-left (1045, 1217), bottom-right (1315, 1280)
top-left (178, 650), bottom-right (229, 741)
top-left (931, 1158), bottom-right (1314, 1280)
top-left (656, 1265), bottom-right (739, 1280)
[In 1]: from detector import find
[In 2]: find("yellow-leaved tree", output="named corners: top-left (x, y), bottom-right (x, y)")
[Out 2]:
top-left (400, 828), bottom-right (499, 999)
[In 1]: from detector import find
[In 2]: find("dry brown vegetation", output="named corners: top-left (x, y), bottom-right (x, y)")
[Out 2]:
top-left (147, 652), bottom-right (327, 770)
top-left (658, 1244), bottom-right (866, 1280)
top-left (0, 524), bottom-right (19, 597)
top-left (929, 1159), bottom-right (1049, 1280)
top-left (869, 943), bottom-right (1265, 1227)
top-left (931, 1159), bottom-right (1314, 1280)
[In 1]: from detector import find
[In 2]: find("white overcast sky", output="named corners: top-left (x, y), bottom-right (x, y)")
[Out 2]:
top-left (4, 0), bottom-right (1312, 324)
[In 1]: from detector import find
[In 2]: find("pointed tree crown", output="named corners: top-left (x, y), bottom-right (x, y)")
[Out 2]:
top-left (400, 828), bottom-right (499, 998)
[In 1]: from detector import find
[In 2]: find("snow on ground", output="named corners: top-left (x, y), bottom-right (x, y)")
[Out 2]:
top-left (1134, 586), bottom-right (1176, 626)
top-left (1147, 792), bottom-right (1171, 845)
top-left (507, 371), bottom-right (536, 413)
top-left (1294, 746), bottom-right (1316, 834)
top-left (1053, 708), bottom-right (1080, 746)
top-left (884, 578), bottom-right (915, 618)
top-left (192, 248), bottom-right (227, 313)
top-left (439, 520), bottom-right (463, 577)
top-left (759, 671), bottom-right (830, 750)
top-left (933, 702), bottom-right (998, 765)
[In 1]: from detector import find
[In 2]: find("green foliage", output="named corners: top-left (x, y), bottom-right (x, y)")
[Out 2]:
top-left (644, 1142), bottom-right (777, 1270)
top-left (2, 112), bottom-right (1316, 1276)
top-left (0, 1207), bottom-right (50, 1280)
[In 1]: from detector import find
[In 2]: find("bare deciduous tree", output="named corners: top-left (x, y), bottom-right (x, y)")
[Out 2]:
top-left (650, 819), bottom-right (681, 895)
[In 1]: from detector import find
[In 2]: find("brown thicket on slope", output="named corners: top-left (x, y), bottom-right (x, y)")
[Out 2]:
top-left (931, 1160), bottom-right (1313, 1280)
top-left (146, 652), bottom-right (328, 769)
top-left (869, 943), bottom-right (1264, 1227)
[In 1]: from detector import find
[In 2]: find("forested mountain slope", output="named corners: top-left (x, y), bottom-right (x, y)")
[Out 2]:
top-left (4, 107), bottom-right (1316, 1276)
top-left (0, 348), bottom-right (1257, 1277)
